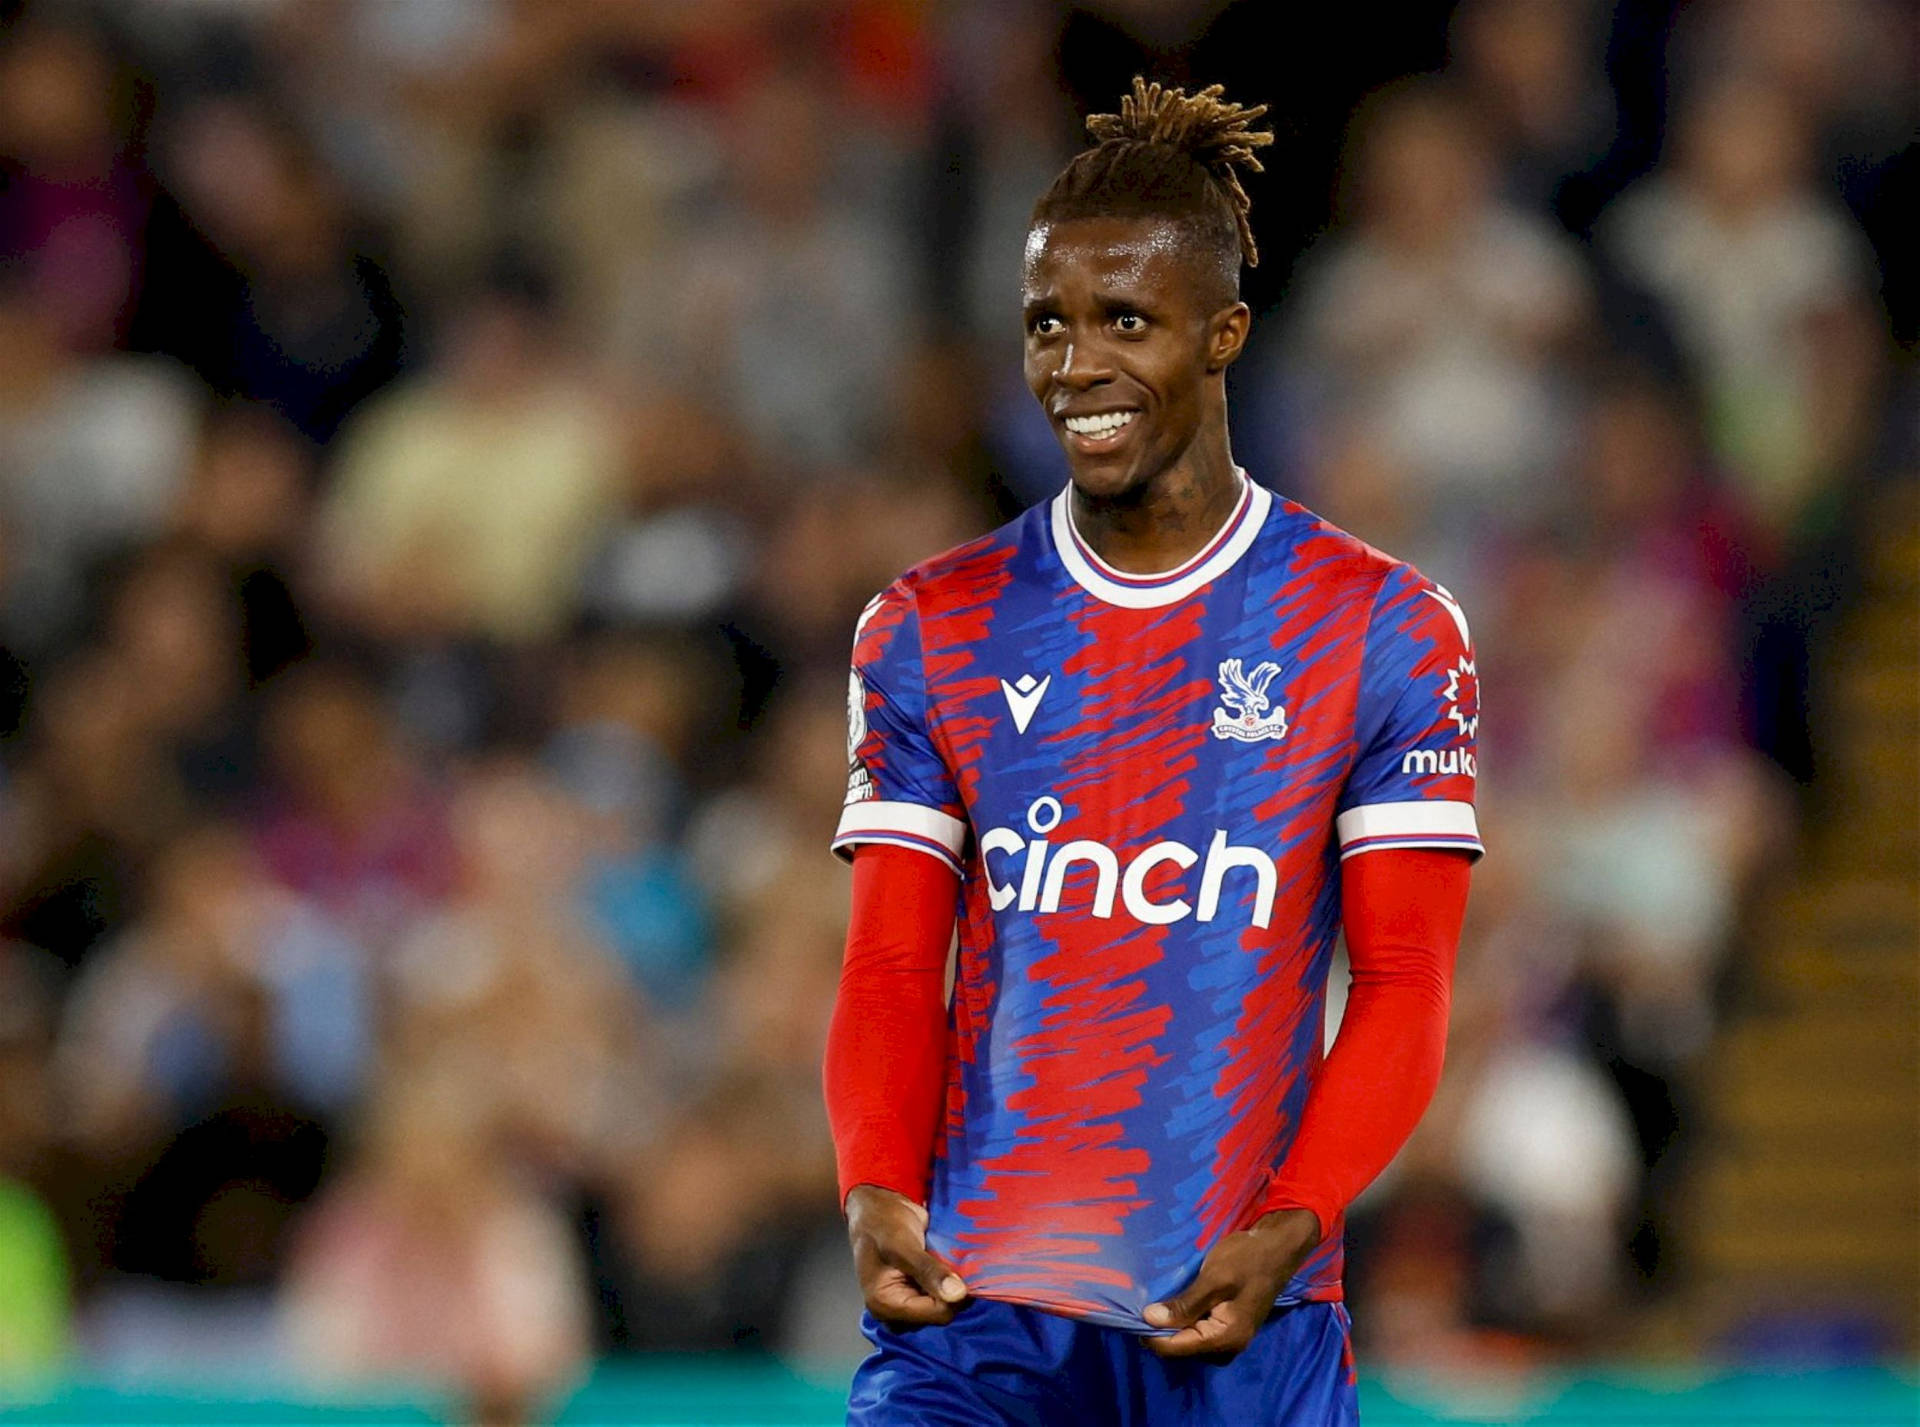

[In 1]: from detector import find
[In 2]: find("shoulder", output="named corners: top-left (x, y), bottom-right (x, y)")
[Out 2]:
top-left (1261, 497), bottom-right (1468, 642)
top-left (1260, 495), bottom-right (1405, 601)
top-left (870, 503), bottom-right (1045, 616)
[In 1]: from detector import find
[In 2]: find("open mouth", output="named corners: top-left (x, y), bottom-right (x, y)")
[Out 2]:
top-left (1061, 410), bottom-right (1138, 448)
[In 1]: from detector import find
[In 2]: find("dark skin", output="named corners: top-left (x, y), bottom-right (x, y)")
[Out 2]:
top-left (847, 213), bottom-right (1322, 1360)
top-left (1023, 213), bottom-right (1248, 573)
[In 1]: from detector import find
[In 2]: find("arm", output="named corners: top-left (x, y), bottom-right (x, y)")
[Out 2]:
top-left (823, 843), bottom-right (969, 1323)
top-left (1258, 846), bottom-right (1470, 1233)
top-left (1144, 846), bottom-right (1470, 1357)
top-left (825, 842), bottom-right (957, 1206)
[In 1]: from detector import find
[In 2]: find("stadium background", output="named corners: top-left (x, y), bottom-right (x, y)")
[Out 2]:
top-left (0, 0), bottom-right (1913, 1423)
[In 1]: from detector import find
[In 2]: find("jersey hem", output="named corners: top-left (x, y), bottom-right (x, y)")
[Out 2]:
top-left (963, 1282), bottom-right (1347, 1335)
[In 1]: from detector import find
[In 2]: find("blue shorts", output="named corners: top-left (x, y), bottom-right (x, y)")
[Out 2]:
top-left (846, 1298), bottom-right (1359, 1427)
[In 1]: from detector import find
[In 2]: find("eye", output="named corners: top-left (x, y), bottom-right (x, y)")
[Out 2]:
top-left (1114, 313), bottom-right (1148, 335)
top-left (1029, 314), bottom-right (1064, 338)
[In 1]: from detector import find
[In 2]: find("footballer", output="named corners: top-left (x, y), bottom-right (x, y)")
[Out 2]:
top-left (825, 79), bottom-right (1480, 1426)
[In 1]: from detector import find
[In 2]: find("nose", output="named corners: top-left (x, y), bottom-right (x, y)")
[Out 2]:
top-left (1053, 336), bottom-right (1115, 394)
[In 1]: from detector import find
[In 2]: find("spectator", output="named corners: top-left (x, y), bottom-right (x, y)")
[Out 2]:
top-left (51, 824), bottom-right (367, 1292)
top-left (52, 824), bottom-right (369, 1160)
top-left (0, 287), bottom-right (200, 657)
top-left (1601, 76), bottom-right (1884, 550)
top-left (1447, 0), bottom-right (1617, 219)
top-left (0, 21), bottom-right (152, 354)
top-left (99, 543), bottom-right (256, 808)
top-left (576, 391), bottom-right (757, 630)
top-left (383, 760), bottom-right (652, 1180)
top-left (169, 404), bottom-right (316, 688)
top-left (644, 69), bottom-right (918, 466)
top-left (148, 96), bottom-right (405, 444)
top-left (0, 650), bottom-right (191, 972)
top-left (319, 281), bottom-right (623, 644)
top-left (1275, 79), bottom-right (1593, 599)
top-left (252, 661), bottom-right (455, 949)
top-left (544, 634), bottom-right (714, 1011)
top-left (283, 1065), bottom-right (590, 1426)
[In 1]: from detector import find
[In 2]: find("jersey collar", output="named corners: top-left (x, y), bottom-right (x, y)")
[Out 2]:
top-left (1050, 471), bottom-right (1270, 609)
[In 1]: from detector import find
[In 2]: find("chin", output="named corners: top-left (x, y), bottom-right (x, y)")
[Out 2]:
top-left (1064, 455), bottom-right (1152, 505)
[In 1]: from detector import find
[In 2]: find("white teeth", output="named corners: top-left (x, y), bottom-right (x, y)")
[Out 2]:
top-left (1063, 411), bottom-right (1136, 437)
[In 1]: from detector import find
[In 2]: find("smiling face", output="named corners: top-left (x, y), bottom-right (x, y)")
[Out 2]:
top-left (1023, 216), bottom-right (1249, 503)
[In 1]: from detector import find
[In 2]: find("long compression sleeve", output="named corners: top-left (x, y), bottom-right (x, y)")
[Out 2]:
top-left (1258, 847), bottom-right (1472, 1236)
top-left (823, 843), bottom-right (960, 1209)
top-left (824, 843), bottom-right (1468, 1229)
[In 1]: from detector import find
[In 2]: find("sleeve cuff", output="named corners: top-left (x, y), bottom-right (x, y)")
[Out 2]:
top-left (1336, 800), bottom-right (1483, 861)
top-left (839, 1173), bottom-right (931, 1215)
top-left (1257, 1182), bottom-right (1336, 1244)
top-left (833, 800), bottom-right (968, 876)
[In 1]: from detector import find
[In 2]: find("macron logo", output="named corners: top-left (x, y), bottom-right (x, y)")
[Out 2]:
top-left (1001, 673), bottom-right (1050, 734)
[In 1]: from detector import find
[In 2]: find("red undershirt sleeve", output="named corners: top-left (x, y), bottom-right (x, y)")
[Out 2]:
top-left (1258, 847), bottom-right (1472, 1237)
top-left (823, 842), bottom-right (961, 1210)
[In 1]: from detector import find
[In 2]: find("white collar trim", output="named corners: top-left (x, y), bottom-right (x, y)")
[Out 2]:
top-left (1050, 473), bottom-right (1270, 609)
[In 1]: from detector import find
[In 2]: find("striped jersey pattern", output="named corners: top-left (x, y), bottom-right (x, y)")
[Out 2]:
top-left (833, 474), bottom-right (1482, 1331)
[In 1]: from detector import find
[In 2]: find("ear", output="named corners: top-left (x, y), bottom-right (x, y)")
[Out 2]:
top-left (1205, 302), bottom-right (1252, 373)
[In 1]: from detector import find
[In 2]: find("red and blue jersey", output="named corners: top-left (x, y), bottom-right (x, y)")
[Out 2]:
top-left (832, 474), bottom-right (1482, 1332)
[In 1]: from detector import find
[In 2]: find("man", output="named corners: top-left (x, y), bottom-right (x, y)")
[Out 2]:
top-left (825, 79), bottom-right (1480, 1425)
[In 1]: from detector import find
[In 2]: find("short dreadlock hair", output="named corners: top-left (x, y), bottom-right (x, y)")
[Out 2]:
top-left (1032, 78), bottom-right (1273, 303)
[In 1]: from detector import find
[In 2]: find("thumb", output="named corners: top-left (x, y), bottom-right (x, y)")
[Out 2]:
top-left (1144, 1270), bottom-right (1227, 1329)
top-left (893, 1244), bottom-right (967, 1304)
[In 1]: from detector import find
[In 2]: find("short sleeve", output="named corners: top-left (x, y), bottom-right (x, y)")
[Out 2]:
top-left (1335, 570), bottom-right (1484, 861)
top-left (831, 584), bottom-right (968, 875)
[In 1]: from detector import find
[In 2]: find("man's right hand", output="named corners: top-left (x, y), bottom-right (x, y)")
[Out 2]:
top-left (845, 1184), bottom-right (969, 1326)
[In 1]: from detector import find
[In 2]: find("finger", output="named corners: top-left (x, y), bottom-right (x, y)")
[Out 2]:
top-left (887, 1244), bottom-right (968, 1305)
top-left (1145, 1301), bottom-right (1251, 1359)
top-left (867, 1268), bottom-right (960, 1326)
top-left (1143, 1271), bottom-right (1232, 1329)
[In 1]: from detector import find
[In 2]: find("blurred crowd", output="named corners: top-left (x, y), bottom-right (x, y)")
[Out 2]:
top-left (0, 0), bottom-right (1911, 1418)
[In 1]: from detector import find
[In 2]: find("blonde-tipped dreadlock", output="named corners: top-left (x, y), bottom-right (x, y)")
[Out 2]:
top-left (1033, 77), bottom-right (1274, 293)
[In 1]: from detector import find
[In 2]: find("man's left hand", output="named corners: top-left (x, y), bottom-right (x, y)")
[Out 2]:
top-left (1142, 1208), bottom-right (1322, 1359)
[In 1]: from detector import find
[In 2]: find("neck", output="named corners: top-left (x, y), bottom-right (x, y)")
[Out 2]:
top-left (1070, 421), bottom-right (1242, 575)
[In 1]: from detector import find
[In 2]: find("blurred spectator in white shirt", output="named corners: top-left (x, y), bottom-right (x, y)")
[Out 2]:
top-left (0, 290), bottom-right (199, 656)
top-left (1601, 77), bottom-right (1884, 549)
top-left (1278, 79), bottom-right (1593, 600)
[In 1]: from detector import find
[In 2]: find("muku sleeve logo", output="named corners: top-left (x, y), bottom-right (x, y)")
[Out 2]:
top-left (1211, 658), bottom-right (1289, 742)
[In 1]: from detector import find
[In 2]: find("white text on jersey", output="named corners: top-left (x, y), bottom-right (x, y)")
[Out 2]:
top-left (1401, 748), bottom-right (1476, 777)
top-left (977, 797), bottom-right (1277, 928)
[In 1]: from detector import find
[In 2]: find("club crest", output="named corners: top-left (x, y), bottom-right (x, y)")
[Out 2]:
top-left (1212, 658), bottom-right (1288, 742)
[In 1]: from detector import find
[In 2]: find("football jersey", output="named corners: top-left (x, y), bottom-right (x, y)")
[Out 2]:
top-left (832, 474), bottom-right (1482, 1332)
